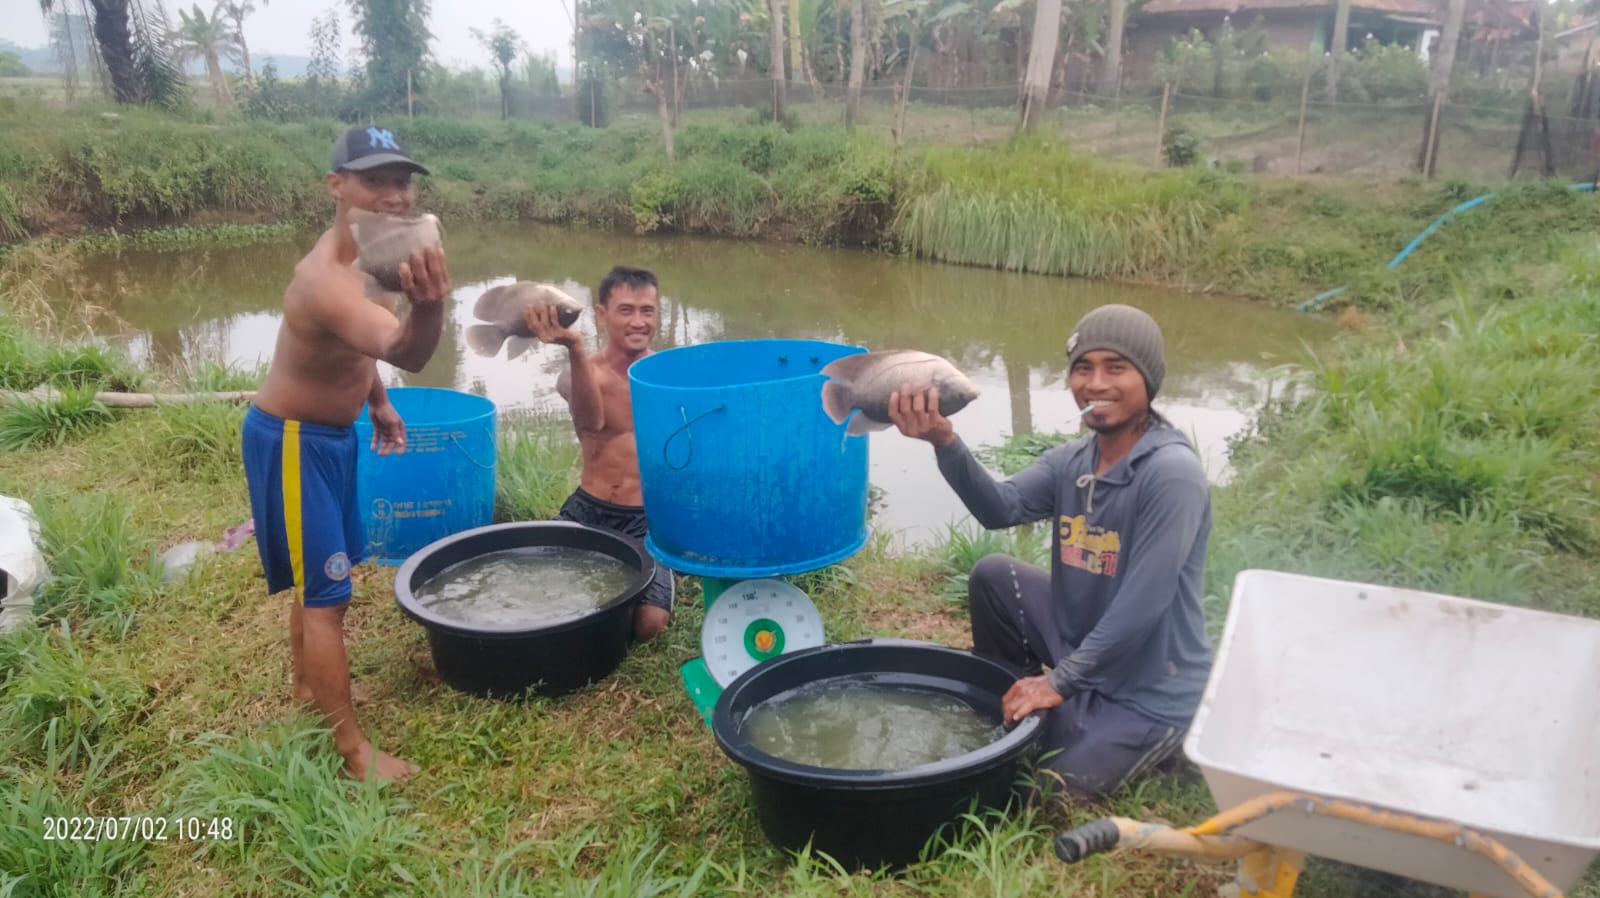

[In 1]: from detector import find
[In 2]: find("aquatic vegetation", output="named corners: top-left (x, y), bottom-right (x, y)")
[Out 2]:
top-left (894, 137), bottom-right (1246, 281)
top-left (180, 359), bottom-right (267, 393)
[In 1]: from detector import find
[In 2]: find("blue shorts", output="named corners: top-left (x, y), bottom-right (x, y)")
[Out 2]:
top-left (241, 405), bottom-right (366, 608)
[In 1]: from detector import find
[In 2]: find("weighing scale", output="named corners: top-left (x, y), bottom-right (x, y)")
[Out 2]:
top-left (680, 575), bottom-right (827, 725)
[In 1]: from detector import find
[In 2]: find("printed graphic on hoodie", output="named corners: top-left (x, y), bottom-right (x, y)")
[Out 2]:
top-left (1059, 514), bottom-right (1121, 576)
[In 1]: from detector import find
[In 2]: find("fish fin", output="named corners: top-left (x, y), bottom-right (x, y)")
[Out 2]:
top-left (820, 380), bottom-right (855, 425)
top-left (819, 352), bottom-right (886, 380)
top-left (845, 411), bottom-right (892, 435)
top-left (505, 336), bottom-right (539, 360)
top-left (465, 324), bottom-right (508, 358)
top-left (473, 284), bottom-right (512, 323)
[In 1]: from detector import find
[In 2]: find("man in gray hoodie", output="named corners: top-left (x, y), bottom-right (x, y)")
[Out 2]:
top-left (887, 304), bottom-right (1213, 798)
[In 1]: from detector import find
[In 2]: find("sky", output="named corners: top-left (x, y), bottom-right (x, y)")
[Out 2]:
top-left (4, 0), bottom-right (576, 75)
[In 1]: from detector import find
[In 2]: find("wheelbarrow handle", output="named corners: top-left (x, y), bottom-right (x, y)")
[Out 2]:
top-left (1055, 819), bottom-right (1121, 863)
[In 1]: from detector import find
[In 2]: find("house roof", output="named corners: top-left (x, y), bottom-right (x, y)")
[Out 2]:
top-left (1140, 0), bottom-right (1440, 20)
top-left (1462, 0), bottom-right (1539, 42)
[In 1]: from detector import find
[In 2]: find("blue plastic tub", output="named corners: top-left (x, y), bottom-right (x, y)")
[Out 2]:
top-left (628, 339), bottom-right (870, 579)
top-left (354, 387), bottom-right (497, 566)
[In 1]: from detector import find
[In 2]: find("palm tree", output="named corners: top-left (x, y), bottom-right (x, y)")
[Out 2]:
top-left (38, 0), bottom-right (143, 103)
top-left (221, 0), bottom-right (264, 79)
top-left (172, 3), bottom-right (242, 107)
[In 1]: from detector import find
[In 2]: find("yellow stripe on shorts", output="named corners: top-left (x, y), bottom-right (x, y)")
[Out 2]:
top-left (282, 420), bottom-right (306, 603)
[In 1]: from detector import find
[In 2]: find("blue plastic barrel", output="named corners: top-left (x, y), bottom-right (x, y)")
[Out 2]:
top-left (628, 339), bottom-right (870, 579)
top-left (354, 387), bottom-right (497, 566)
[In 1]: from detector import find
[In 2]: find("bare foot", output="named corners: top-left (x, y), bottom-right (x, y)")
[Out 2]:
top-left (292, 680), bottom-right (315, 704)
top-left (633, 605), bottom-right (670, 642)
top-left (341, 743), bottom-right (419, 783)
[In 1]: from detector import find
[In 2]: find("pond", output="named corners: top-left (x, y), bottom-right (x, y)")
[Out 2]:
top-left (61, 222), bottom-right (1336, 548)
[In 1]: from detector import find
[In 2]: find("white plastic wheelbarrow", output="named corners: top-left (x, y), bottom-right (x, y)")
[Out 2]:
top-left (1055, 569), bottom-right (1600, 898)
top-left (0, 495), bottom-right (48, 632)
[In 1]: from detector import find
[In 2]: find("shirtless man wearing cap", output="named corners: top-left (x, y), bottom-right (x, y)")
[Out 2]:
top-left (242, 124), bottom-right (451, 782)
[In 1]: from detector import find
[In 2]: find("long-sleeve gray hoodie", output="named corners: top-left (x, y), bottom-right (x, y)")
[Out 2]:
top-left (933, 423), bottom-right (1214, 729)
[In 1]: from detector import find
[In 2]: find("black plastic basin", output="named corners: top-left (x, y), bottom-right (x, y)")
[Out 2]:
top-left (393, 521), bottom-right (656, 699)
top-left (712, 638), bottom-right (1044, 870)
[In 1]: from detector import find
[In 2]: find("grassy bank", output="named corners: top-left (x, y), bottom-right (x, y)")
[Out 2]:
top-left (5, 226), bottom-right (1600, 895)
top-left (7, 105), bottom-right (1600, 308)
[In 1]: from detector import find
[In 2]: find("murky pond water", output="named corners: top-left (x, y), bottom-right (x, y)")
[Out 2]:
top-left (740, 679), bottom-right (1005, 770)
top-left (414, 546), bottom-right (636, 627)
top-left (56, 221), bottom-right (1335, 548)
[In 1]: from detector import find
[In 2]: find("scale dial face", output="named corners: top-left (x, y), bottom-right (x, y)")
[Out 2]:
top-left (701, 578), bottom-right (824, 687)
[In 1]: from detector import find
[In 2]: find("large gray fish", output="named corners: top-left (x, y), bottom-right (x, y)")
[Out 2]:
top-left (820, 350), bottom-right (980, 435)
top-left (465, 281), bottom-right (586, 359)
top-left (347, 208), bottom-right (444, 293)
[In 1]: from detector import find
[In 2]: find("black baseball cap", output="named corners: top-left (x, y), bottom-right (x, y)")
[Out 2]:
top-left (329, 124), bottom-right (431, 175)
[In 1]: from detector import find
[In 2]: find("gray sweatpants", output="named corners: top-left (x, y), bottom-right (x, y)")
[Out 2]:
top-left (967, 553), bottom-right (1184, 797)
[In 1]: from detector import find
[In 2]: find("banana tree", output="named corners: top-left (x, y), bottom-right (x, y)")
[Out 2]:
top-left (882, 0), bottom-right (975, 142)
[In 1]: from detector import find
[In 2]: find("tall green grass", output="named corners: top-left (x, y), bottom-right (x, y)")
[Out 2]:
top-left (1214, 285), bottom-right (1600, 614)
top-left (1, 108), bottom-right (895, 244)
top-left (0, 624), bottom-right (145, 770)
top-left (147, 401), bottom-right (245, 482)
top-left (928, 522), bottom-right (1051, 604)
top-left (894, 138), bottom-right (1246, 279)
top-left (1, 741), bottom-right (147, 898)
top-left (172, 724), bottom-right (431, 896)
top-left (30, 491), bottom-right (160, 631)
top-left (0, 391), bottom-right (117, 451)
top-left (494, 419), bottom-right (581, 522)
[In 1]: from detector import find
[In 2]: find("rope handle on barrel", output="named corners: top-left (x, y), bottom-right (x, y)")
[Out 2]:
top-left (446, 432), bottom-right (497, 470)
top-left (663, 404), bottom-right (726, 471)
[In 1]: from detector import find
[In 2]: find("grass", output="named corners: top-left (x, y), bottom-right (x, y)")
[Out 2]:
top-left (5, 197), bottom-right (1600, 897)
top-left (8, 103), bottom-right (1600, 311)
top-left (0, 623), bottom-right (146, 770)
top-left (494, 419), bottom-right (581, 523)
top-left (893, 137), bottom-right (1246, 281)
top-left (1211, 285), bottom-right (1600, 616)
top-left (0, 390), bottom-right (118, 451)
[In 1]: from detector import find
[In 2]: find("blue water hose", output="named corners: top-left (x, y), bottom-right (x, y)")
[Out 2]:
top-left (1295, 181), bottom-right (1598, 313)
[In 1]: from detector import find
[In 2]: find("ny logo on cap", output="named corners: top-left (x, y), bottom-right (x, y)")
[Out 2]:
top-left (366, 127), bottom-right (400, 151)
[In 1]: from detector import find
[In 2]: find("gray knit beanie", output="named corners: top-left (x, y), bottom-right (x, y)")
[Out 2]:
top-left (1065, 304), bottom-right (1166, 399)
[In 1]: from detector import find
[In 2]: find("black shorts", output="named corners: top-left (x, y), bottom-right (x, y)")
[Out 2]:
top-left (555, 488), bottom-right (675, 612)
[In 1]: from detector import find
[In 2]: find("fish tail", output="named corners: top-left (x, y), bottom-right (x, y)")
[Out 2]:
top-left (465, 324), bottom-right (509, 358)
top-left (820, 379), bottom-right (854, 425)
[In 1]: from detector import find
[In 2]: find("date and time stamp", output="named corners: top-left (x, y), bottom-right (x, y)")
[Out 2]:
top-left (40, 815), bottom-right (237, 842)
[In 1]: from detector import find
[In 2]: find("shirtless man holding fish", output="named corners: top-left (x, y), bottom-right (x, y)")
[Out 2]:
top-left (523, 265), bottom-right (676, 641)
top-left (243, 125), bottom-right (449, 783)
